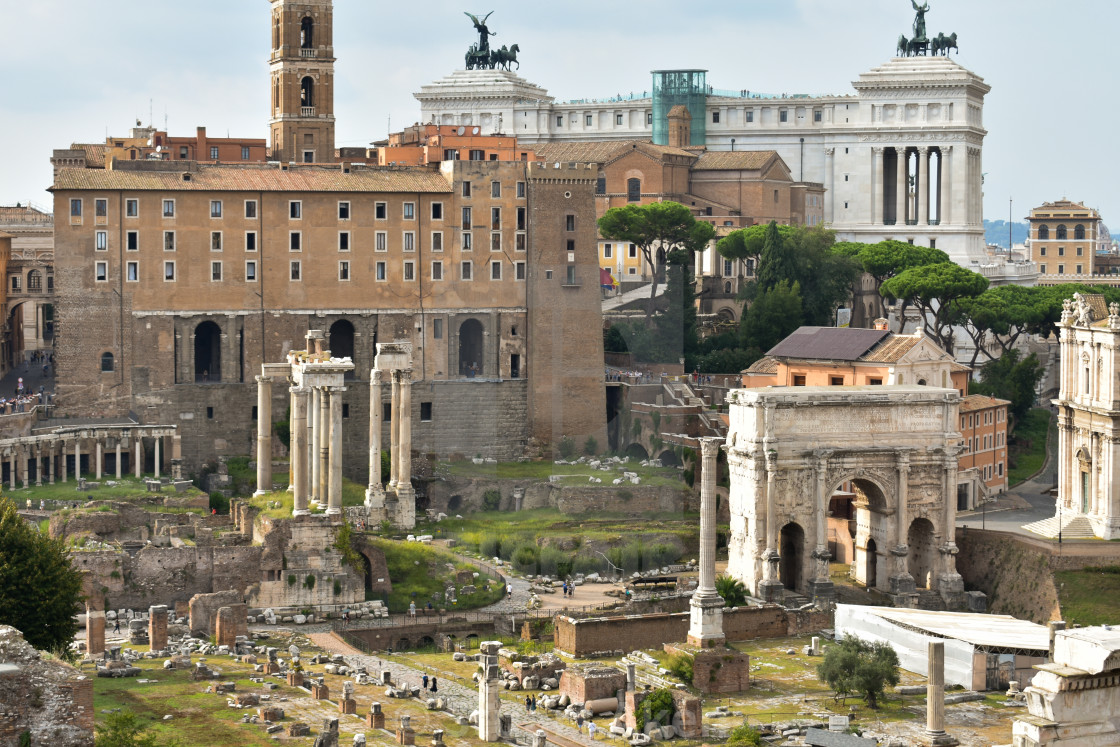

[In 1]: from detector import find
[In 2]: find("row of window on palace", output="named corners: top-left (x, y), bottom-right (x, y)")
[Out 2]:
top-left (68, 182), bottom-right (526, 222)
top-left (92, 257), bottom-right (528, 284)
top-left (1039, 264), bottom-right (1086, 276)
top-left (89, 227), bottom-right (533, 254)
top-left (1038, 246), bottom-right (1087, 257)
top-left (556, 109), bottom-right (816, 128)
top-left (961, 409), bottom-right (1004, 429)
top-left (961, 432), bottom-right (1005, 453)
top-left (1037, 225), bottom-right (1089, 240)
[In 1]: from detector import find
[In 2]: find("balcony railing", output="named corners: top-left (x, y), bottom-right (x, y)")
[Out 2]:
top-left (301, 106), bottom-right (316, 117)
top-left (300, 48), bottom-right (318, 58)
top-left (905, 219), bottom-right (918, 226)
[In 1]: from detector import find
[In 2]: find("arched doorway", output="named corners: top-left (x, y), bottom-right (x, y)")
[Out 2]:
top-left (657, 449), bottom-right (680, 467)
top-left (907, 517), bottom-right (937, 589)
top-left (625, 443), bottom-right (648, 460)
top-left (194, 321), bottom-right (221, 382)
top-left (458, 319), bottom-right (484, 377)
top-left (329, 320), bottom-right (355, 378)
top-left (779, 522), bottom-right (805, 592)
top-left (842, 477), bottom-right (890, 591)
top-left (300, 16), bottom-right (313, 48)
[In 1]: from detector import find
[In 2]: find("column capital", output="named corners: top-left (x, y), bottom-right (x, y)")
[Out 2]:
top-left (395, 369), bottom-right (413, 385)
top-left (918, 145), bottom-right (930, 155)
top-left (824, 147), bottom-right (835, 157)
top-left (289, 385), bottom-right (311, 396)
top-left (372, 369), bottom-right (383, 384)
top-left (897, 451), bottom-right (911, 469)
top-left (256, 374), bottom-right (272, 384)
top-left (327, 386), bottom-right (348, 394)
top-left (699, 437), bottom-right (721, 459)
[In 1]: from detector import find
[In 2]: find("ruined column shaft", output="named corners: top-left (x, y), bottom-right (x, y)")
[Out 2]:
top-left (74, 441), bottom-right (80, 479)
top-left (255, 375), bottom-right (272, 496)
top-left (115, 442), bottom-right (122, 479)
top-left (318, 387), bottom-right (330, 505)
top-left (366, 371), bottom-right (385, 507)
top-left (61, 443), bottom-right (67, 483)
top-left (310, 387), bottom-right (321, 503)
top-left (389, 372), bottom-right (401, 489)
top-left (688, 437), bottom-right (726, 647)
top-left (154, 436), bottom-right (161, 479)
top-left (398, 372), bottom-right (412, 492)
top-left (134, 439), bottom-right (141, 478)
top-left (95, 441), bottom-right (102, 479)
top-left (327, 387), bottom-right (344, 516)
top-left (291, 386), bottom-right (310, 515)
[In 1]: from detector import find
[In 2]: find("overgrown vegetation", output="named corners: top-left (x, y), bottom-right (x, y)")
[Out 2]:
top-left (96, 709), bottom-right (183, 746)
top-left (716, 574), bottom-right (748, 607)
top-left (635, 688), bottom-right (676, 731)
top-left (665, 651), bottom-right (693, 684)
top-left (817, 635), bottom-right (900, 709)
top-left (1056, 566), bottom-right (1120, 627)
top-left (726, 724), bottom-right (763, 747)
top-left (333, 522), bottom-right (363, 574)
top-left (1007, 408), bottom-right (1052, 486)
top-left (366, 537), bottom-right (504, 612)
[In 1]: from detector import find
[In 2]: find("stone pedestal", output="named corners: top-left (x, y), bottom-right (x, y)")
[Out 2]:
top-left (86, 606), bottom-right (105, 656)
top-left (287, 670), bottom-right (304, 687)
top-left (311, 681), bottom-right (330, 700)
top-left (148, 605), bottom-right (168, 652)
top-left (215, 607), bottom-right (237, 648)
top-left (339, 698), bottom-right (356, 714)
top-left (664, 643), bottom-right (750, 694)
top-left (686, 592), bottom-right (725, 648)
top-left (397, 715), bottom-right (415, 746)
top-left (367, 702), bottom-right (385, 730)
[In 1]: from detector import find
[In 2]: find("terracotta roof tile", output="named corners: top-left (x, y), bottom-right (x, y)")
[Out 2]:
top-left (959, 394), bottom-right (1010, 412)
top-left (532, 140), bottom-right (696, 164)
top-left (768, 326), bottom-right (889, 361)
top-left (73, 143), bottom-right (107, 168)
top-left (859, 335), bottom-right (922, 363)
top-left (52, 164), bottom-right (453, 194)
top-left (692, 151), bottom-right (780, 171)
top-left (743, 356), bottom-right (779, 374)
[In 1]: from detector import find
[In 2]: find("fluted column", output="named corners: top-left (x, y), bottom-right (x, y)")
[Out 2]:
top-left (760, 449), bottom-right (783, 601)
top-left (809, 454), bottom-right (833, 604)
top-left (688, 437), bottom-right (726, 647)
top-left (918, 147), bottom-right (930, 225)
top-left (389, 371), bottom-right (401, 490)
top-left (366, 370), bottom-right (385, 508)
top-left (890, 453), bottom-right (916, 597)
top-left (872, 147), bottom-right (884, 225)
top-left (895, 148), bottom-right (907, 225)
top-left (318, 387), bottom-right (330, 506)
top-left (939, 146), bottom-right (952, 225)
top-left (395, 370), bottom-right (416, 529)
top-left (290, 385), bottom-right (310, 516)
top-left (310, 387), bottom-right (321, 504)
top-left (938, 456), bottom-right (964, 605)
top-left (326, 386), bottom-right (345, 516)
top-left (255, 375), bottom-right (272, 496)
top-left (115, 441), bottom-right (122, 479)
top-left (924, 641), bottom-right (954, 743)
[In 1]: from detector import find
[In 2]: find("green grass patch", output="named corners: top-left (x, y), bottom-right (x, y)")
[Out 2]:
top-left (365, 537), bottom-right (505, 612)
top-left (1056, 566), bottom-right (1120, 626)
top-left (247, 476), bottom-right (365, 519)
top-left (1008, 408), bottom-right (1053, 486)
top-left (442, 459), bottom-right (686, 488)
top-left (10, 475), bottom-right (207, 505)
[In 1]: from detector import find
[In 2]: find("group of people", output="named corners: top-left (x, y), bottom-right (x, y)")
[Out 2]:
top-left (0, 390), bottom-right (47, 415)
top-left (420, 674), bottom-right (438, 693)
top-left (560, 581), bottom-right (576, 599)
top-left (524, 694), bottom-right (538, 712)
top-left (604, 369), bottom-right (656, 384)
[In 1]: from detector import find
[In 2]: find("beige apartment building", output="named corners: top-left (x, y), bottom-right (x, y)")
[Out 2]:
top-left (1028, 199), bottom-right (1110, 286)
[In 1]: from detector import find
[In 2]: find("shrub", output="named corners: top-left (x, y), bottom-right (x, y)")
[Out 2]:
top-left (538, 546), bottom-right (573, 578)
top-left (716, 574), bottom-right (748, 607)
top-left (479, 534), bottom-right (502, 558)
top-left (635, 688), bottom-right (675, 731)
top-left (208, 491), bottom-right (230, 515)
top-left (557, 436), bottom-right (577, 460)
top-left (572, 552), bottom-right (603, 576)
top-left (333, 579), bottom-right (342, 596)
top-left (511, 544), bottom-right (540, 574)
top-left (583, 436), bottom-right (598, 456)
top-left (817, 635), bottom-right (900, 708)
top-left (303, 574), bottom-right (316, 590)
top-left (665, 651), bottom-right (693, 684)
top-left (727, 724), bottom-right (763, 747)
top-left (481, 490), bottom-right (502, 512)
top-left (288, 574), bottom-right (296, 586)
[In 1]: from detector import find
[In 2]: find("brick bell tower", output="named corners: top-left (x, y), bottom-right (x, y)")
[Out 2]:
top-left (269, 0), bottom-right (336, 163)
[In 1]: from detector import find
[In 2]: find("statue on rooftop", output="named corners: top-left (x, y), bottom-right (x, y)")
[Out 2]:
top-left (464, 11), bottom-right (496, 69)
top-left (911, 0), bottom-right (931, 42)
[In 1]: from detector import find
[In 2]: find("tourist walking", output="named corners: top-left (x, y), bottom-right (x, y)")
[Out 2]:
top-left (525, 695), bottom-right (532, 713)
top-left (422, 674), bottom-right (429, 690)
top-left (430, 677), bottom-right (438, 693)
top-left (576, 715), bottom-right (584, 734)
top-left (588, 722), bottom-right (598, 740)
top-left (409, 601), bottom-right (416, 618)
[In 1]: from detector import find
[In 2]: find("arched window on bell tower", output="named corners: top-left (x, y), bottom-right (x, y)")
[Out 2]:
top-left (300, 17), bottom-right (313, 49)
top-left (301, 77), bottom-right (314, 109)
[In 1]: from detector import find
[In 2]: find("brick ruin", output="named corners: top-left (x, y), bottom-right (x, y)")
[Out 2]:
top-left (0, 625), bottom-right (94, 746)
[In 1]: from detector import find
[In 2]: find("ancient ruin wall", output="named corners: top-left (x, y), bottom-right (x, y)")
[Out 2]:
top-left (425, 478), bottom-right (694, 515)
top-left (0, 626), bottom-right (94, 746)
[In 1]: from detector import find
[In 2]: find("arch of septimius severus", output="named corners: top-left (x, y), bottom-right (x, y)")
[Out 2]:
top-left (724, 385), bottom-right (968, 609)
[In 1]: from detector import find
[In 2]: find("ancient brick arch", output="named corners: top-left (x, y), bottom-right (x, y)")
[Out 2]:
top-left (724, 385), bottom-right (965, 609)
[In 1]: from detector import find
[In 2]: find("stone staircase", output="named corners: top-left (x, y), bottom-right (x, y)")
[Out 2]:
top-left (780, 590), bottom-right (812, 609)
top-left (1021, 513), bottom-right (1098, 539)
top-left (914, 590), bottom-right (947, 611)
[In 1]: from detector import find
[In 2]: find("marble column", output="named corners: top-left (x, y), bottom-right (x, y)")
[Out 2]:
top-left (895, 147), bottom-right (907, 224)
top-left (891, 454), bottom-right (916, 596)
top-left (7, 452), bottom-right (13, 490)
top-left (134, 439), bottom-right (141, 478)
top-left (115, 441), bottom-right (122, 479)
top-left (808, 455), bottom-right (834, 604)
top-left (922, 640), bottom-right (958, 746)
top-left (290, 386), bottom-right (310, 516)
top-left (95, 441), bottom-right (103, 479)
top-left (760, 450), bottom-right (783, 601)
top-left (366, 370), bottom-right (385, 508)
top-left (21, 449), bottom-right (28, 489)
top-left (74, 441), bottom-right (81, 481)
top-left (395, 370), bottom-right (416, 529)
top-left (153, 436), bottom-right (160, 479)
top-left (872, 147), bottom-right (884, 225)
top-left (938, 458), bottom-right (964, 604)
top-left (318, 387), bottom-right (330, 506)
top-left (918, 147), bottom-right (930, 225)
top-left (326, 386), bottom-right (345, 516)
top-left (48, 446), bottom-right (55, 485)
top-left (310, 387), bottom-right (321, 504)
top-left (939, 147), bottom-right (952, 225)
top-left (388, 371), bottom-right (401, 490)
top-left (687, 437), bottom-right (726, 647)
top-left (255, 375), bottom-right (272, 496)
top-left (34, 447), bottom-right (42, 487)
top-left (61, 442), bottom-right (67, 483)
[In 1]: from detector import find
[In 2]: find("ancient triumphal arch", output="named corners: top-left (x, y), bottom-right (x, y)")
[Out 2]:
top-left (724, 385), bottom-right (966, 609)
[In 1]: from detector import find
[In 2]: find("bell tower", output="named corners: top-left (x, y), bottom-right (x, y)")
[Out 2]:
top-left (269, 0), bottom-right (336, 163)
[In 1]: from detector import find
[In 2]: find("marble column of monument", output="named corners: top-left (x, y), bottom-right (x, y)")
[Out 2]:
top-left (290, 386), bottom-right (310, 516)
top-left (891, 453), bottom-right (916, 596)
top-left (895, 148), bottom-right (907, 224)
top-left (918, 147), bottom-right (930, 225)
top-left (318, 387), bottom-right (330, 507)
top-left (60, 440), bottom-right (67, 483)
top-left (326, 386), bottom-right (345, 516)
top-left (760, 449), bottom-right (784, 602)
top-left (73, 440), bottom-right (80, 482)
top-left (255, 375), bottom-right (272, 496)
top-left (388, 372), bottom-right (401, 490)
top-left (365, 370), bottom-right (385, 508)
top-left (938, 455), bottom-right (964, 602)
top-left (115, 440), bottom-right (122, 480)
top-left (687, 437), bottom-right (726, 648)
top-left (310, 387), bottom-right (321, 506)
top-left (939, 146), bottom-right (952, 225)
top-left (134, 438), bottom-right (141, 479)
top-left (872, 147), bottom-right (885, 225)
top-left (808, 455), bottom-right (834, 604)
top-left (921, 640), bottom-right (958, 746)
top-left (153, 436), bottom-right (160, 479)
top-left (395, 370), bottom-right (416, 528)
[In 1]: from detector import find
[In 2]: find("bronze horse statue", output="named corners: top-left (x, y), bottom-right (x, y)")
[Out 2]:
top-left (931, 32), bottom-right (958, 55)
top-left (490, 43), bottom-right (519, 71)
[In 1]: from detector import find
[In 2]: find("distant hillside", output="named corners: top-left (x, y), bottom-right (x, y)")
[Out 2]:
top-left (984, 219), bottom-right (1028, 249)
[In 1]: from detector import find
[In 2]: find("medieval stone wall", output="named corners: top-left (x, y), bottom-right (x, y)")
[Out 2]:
top-left (0, 626), bottom-right (94, 746)
top-left (425, 477), bottom-right (693, 515)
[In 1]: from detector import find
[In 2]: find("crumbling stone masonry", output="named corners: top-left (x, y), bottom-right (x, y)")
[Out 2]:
top-left (0, 625), bottom-right (94, 746)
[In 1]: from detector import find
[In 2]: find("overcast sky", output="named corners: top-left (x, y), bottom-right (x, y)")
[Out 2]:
top-left (3, 0), bottom-right (1115, 226)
